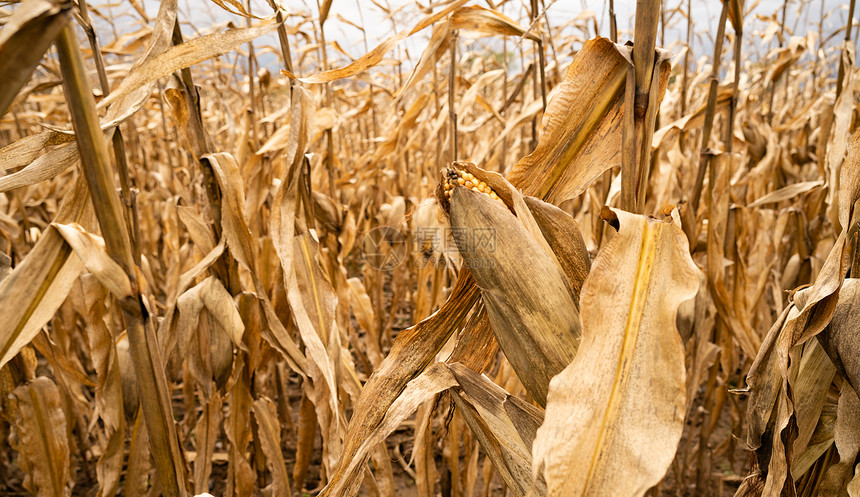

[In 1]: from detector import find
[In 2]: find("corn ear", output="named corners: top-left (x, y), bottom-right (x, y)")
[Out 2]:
top-left (447, 166), bottom-right (581, 407)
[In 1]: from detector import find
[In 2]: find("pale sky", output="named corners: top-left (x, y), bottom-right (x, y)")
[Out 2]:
top-left (94, 0), bottom-right (856, 77)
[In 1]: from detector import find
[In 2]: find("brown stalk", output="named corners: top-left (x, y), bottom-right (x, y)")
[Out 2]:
top-left (76, 0), bottom-right (141, 265)
top-left (498, 62), bottom-right (534, 115)
top-left (500, 34), bottom-right (509, 171)
top-left (169, 19), bottom-right (242, 297)
top-left (698, 14), bottom-right (743, 490)
top-left (598, 0), bottom-right (620, 240)
top-left (267, 0), bottom-right (296, 81)
top-left (354, 0), bottom-right (379, 143)
top-left (813, 0), bottom-right (826, 89)
top-left (680, 0), bottom-right (691, 118)
top-left (449, 29), bottom-right (458, 161)
top-left (765, 0), bottom-right (789, 123)
top-left (631, 0), bottom-right (660, 213)
top-left (836, 0), bottom-right (857, 101)
top-left (530, 0), bottom-right (547, 111)
top-left (608, 0), bottom-right (618, 42)
top-left (156, 80), bottom-right (177, 170)
top-left (316, 0), bottom-right (337, 198)
top-left (539, 0), bottom-right (561, 82)
top-left (55, 24), bottom-right (186, 497)
top-left (633, 0), bottom-right (660, 115)
top-left (685, 0), bottom-right (728, 244)
top-left (620, 60), bottom-right (637, 212)
top-left (245, 0), bottom-right (258, 149)
top-left (725, 20), bottom-right (742, 154)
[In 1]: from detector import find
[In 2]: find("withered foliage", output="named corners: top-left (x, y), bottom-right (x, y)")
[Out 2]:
top-left (0, 1), bottom-right (858, 496)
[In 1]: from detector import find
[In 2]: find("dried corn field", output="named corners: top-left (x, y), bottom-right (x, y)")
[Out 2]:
top-left (1, 0), bottom-right (860, 496)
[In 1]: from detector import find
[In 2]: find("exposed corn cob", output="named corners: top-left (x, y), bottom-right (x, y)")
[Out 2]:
top-left (442, 169), bottom-right (502, 201)
top-left (437, 165), bottom-right (505, 217)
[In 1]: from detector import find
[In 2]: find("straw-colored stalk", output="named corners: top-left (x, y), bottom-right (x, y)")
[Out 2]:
top-left (54, 24), bottom-right (186, 497)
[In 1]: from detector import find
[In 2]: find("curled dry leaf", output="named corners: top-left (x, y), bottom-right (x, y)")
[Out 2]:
top-left (0, 177), bottom-right (91, 369)
top-left (0, 141), bottom-right (79, 194)
top-left (206, 151), bottom-right (308, 376)
top-left (320, 272), bottom-right (480, 497)
top-left (0, 0), bottom-right (71, 117)
top-left (447, 362), bottom-right (547, 497)
top-left (817, 279), bottom-right (860, 394)
top-left (0, 130), bottom-right (75, 174)
top-left (253, 397), bottom-right (294, 496)
top-left (193, 393), bottom-right (223, 494)
top-left (100, 19), bottom-right (278, 128)
top-left (742, 128), bottom-right (860, 493)
top-left (53, 222), bottom-right (133, 301)
top-left (81, 275), bottom-right (126, 497)
top-left (286, 0), bottom-right (468, 84)
top-left (176, 276), bottom-right (245, 351)
top-left (533, 208), bottom-right (698, 497)
top-left (324, 360), bottom-right (547, 497)
top-left (507, 37), bottom-right (670, 204)
top-left (175, 276), bottom-right (243, 391)
top-left (11, 377), bottom-right (71, 497)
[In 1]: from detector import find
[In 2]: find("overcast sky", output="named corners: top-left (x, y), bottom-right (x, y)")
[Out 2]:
top-left (95, 0), bottom-right (856, 77)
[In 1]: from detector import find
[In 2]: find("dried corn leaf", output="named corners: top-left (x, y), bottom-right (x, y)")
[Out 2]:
top-left (81, 276), bottom-right (126, 497)
top-left (0, 141), bottom-right (79, 193)
top-left (739, 145), bottom-right (860, 492)
top-left (347, 277), bottom-right (382, 367)
top-left (253, 397), bottom-right (293, 496)
top-left (0, 178), bottom-right (90, 368)
top-left (99, 19), bottom-right (278, 128)
top-left (449, 5), bottom-right (537, 40)
top-left (818, 279), bottom-right (860, 393)
top-left (323, 362), bottom-right (459, 496)
top-left (395, 20), bottom-right (451, 101)
top-left (0, 227), bottom-right (82, 369)
top-left (651, 84), bottom-right (734, 150)
top-left (193, 393), bottom-right (222, 493)
top-left (447, 307), bottom-right (497, 374)
top-left (791, 398), bottom-right (836, 481)
top-left (825, 72), bottom-right (857, 231)
top-left (12, 377), bottom-right (70, 497)
top-left (209, 0), bottom-right (263, 19)
top-left (176, 276), bottom-right (244, 350)
top-left (742, 305), bottom-right (791, 453)
top-left (53, 222), bottom-right (133, 301)
top-left (288, 234), bottom-right (344, 473)
top-left (287, 0), bottom-right (468, 83)
top-left (159, 237), bottom-right (226, 367)
top-left (206, 152), bottom-right (308, 375)
top-left (747, 180), bottom-right (824, 208)
top-left (447, 363), bottom-right (546, 497)
top-left (790, 340), bottom-right (836, 457)
top-left (124, 412), bottom-right (151, 497)
top-left (320, 271), bottom-right (480, 497)
top-left (533, 208), bottom-right (698, 497)
top-left (0, 131), bottom-right (74, 174)
top-left (507, 37), bottom-right (668, 204)
top-left (746, 129), bottom-right (860, 456)
top-left (522, 197), bottom-right (591, 303)
top-left (226, 376), bottom-right (255, 497)
top-left (0, 0), bottom-right (71, 117)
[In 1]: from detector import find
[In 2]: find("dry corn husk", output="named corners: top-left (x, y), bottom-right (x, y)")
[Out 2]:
top-left (444, 162), bottom-right (584, 407)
